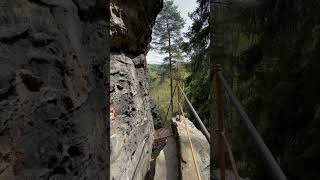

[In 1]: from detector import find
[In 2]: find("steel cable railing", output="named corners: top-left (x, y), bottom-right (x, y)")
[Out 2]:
top-left (215, 65), bottom-right (288, 180)
top-left (179, 102), bottom-right (202, 180)
top-left (161, 64), bottom-right (287, 180)
top-left (162, 81), bottom-right (206, 179)
top-left (178, 84), bottom-right (210, 143)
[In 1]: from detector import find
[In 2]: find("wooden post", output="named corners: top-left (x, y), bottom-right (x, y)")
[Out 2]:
top-left (214, 64), bottom-right (225, 180)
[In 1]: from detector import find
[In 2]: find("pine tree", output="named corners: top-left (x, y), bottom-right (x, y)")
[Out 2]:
top-left (152, 0), bottom-right (185, 113)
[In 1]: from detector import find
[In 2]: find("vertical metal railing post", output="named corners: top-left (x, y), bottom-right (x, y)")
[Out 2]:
top-left (214, 64), bottom-right (225, 180)
top-left (177, 81), bottom-right (181, 121)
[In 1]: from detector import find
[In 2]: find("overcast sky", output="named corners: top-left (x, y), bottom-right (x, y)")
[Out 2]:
top-left (146, 0), bottom-right (197, 64)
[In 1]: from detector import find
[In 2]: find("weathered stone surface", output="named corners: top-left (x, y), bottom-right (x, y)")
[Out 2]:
top-left (154, 136), bottom-right (179, 180)
top-left (110, 0), bottom-right (162, 179)
top-left (110, 0), bottom-right (163, 54)
top-left (174, 117), bottom-right (249, 180)
top-left (110, 53), bottom-right (153, 180)
top-left (150, 101), bottom-right (163, 129)
top-left (0, 0), bottom-right (109, 179)
top-left (174, 116), bottom-right (210, 180)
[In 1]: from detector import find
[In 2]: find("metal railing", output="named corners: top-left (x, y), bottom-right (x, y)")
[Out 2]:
top-left (162, 64), bottom-right (287, 180)
top-left (179, 102), bottom-right (202, 180)
top-left (164, 82), bottom-right (210, 143)
top-left (214, 64), bottom-right (287, 180)
top-left (178, 84), bottom-right (210, 142)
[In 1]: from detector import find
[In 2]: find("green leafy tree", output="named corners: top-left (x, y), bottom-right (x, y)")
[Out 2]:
top-left (152, 0), bottom-right (185, 113)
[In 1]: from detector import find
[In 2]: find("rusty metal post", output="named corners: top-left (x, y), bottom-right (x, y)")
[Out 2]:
top-left (177, 82), bottom-right (181, 121)
top-left (214, 64), bottom-right (225, 180)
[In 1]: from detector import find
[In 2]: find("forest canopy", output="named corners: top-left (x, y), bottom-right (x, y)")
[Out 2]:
top-left (184, 0), bottom-right (320, 179)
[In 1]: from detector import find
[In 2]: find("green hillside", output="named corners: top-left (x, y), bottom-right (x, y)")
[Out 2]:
top-left (147, 64), bottom-right (190, 120)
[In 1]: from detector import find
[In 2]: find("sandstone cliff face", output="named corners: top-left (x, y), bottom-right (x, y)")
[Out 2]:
top-left (110, 0), bottom-right (162, 54)
top-left (110, 0), bottom-right (162, 179)
top-left (0, 0), bottom-right (109, 179)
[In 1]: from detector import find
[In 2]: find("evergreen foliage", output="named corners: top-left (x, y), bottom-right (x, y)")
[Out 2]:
top-left (152, 0), bottom-right (186, 77)
top-left (185, 0), bottom-right (320, 179)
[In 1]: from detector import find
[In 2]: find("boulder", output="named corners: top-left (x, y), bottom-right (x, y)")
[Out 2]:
top-left (174, 116), bottom-right (210, 180)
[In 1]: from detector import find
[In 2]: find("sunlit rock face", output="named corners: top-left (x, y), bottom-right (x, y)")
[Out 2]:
top-left (174, 117), bottom-right (210, 180)
top-left (0, 0), bottom-right (109, 179)
top-left (110, 0), bottom-right (162, 179)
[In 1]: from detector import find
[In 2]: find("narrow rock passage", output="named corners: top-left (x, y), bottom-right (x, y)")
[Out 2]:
top-left (153, 116), bottom-right (210, 180)
top-left (154, 136), bottom-right (179, 180)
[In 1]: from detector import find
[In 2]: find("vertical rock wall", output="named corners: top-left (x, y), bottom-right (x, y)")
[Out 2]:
top-left (0, 0), bottom-right (109, 179)
top-left (110, 0), bottom-right (162, 179)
